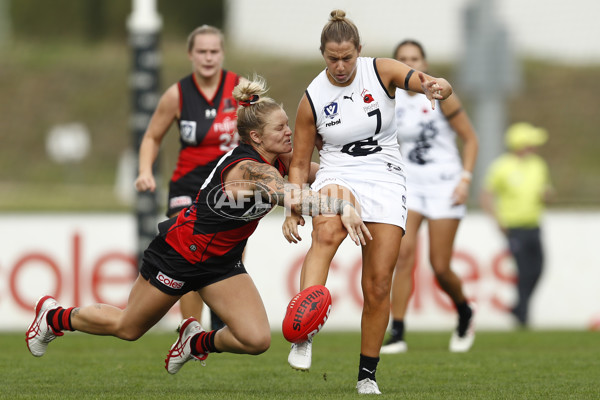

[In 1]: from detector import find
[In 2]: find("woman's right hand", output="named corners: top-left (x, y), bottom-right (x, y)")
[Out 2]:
top-left (419, 72), bottom-right (452, 109)
top-left (341, 204), bottom-right (372, 246)
top-left (134, 172), bottom-right (156, 192)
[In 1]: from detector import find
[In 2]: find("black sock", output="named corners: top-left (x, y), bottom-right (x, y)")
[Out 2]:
top-left (358, 354), bottom-right (379, 381)
top-left (455, 301), bottom-right (473, 336)
top-left (456, 301), bottom-right (472, 321)
top-left (190, 330), bottom-right (221, 355)
top-left (46, 307), bottom-right (75, 332)
top-left (390, 319), bottom-right (405, 341)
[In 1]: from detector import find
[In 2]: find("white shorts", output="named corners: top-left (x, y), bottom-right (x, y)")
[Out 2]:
top-left (407, 193), bottom-right (466, 220)
top-left (311, 172), bottom-right (407, 230)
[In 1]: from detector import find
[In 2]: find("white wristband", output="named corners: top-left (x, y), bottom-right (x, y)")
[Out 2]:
top-left (460, 170), bottom-right (473, 182)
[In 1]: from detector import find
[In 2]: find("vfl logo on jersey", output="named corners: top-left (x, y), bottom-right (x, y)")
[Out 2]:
top-left (341, 137), bottom-right (382, 157)
top-left (180, 120), bottom-right (197, 144)
top-left (323, 102), bottom-right (339, 119)
top-left (205, 108), bottom-right (217, 119)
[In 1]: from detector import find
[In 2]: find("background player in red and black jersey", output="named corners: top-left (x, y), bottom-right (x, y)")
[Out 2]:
top-left (134, 26), bottom-right (245, 328)
top-left (26, 76), bottom-right (370, 375)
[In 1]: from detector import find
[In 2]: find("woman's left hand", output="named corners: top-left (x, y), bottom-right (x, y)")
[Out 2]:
top-left (419, 72), bottom-right (452, 109)
top-left (451, 180), bottom-right (470, 206)
top-left (282, 212), bottom-right (305, 244)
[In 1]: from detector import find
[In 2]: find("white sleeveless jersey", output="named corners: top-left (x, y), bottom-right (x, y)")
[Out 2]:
top-left (306, 57), bottom-right (405, 183)
top-left (395, 88), bottom-right (462, 196)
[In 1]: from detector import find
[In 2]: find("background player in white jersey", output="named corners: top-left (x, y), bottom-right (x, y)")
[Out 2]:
top-left (282, 10), bottom-right (452, 395)
top-left (381, 40), bottom-right (478, 354)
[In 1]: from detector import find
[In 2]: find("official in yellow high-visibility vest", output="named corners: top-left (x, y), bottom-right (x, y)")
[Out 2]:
top-left (480, 122), bottom-right (553, 326)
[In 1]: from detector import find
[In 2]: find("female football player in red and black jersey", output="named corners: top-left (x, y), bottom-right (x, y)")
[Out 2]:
top-left (26, 76), bottom-right (371, 374)
top-left (134, 25), bottom-right (244, 329)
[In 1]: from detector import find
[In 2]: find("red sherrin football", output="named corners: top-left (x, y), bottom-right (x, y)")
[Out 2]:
top-left (282, 285), bottom-right (332, 343)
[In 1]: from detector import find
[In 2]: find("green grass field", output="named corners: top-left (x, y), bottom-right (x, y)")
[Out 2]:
top-left (3, 330), bottom-right (599, 399)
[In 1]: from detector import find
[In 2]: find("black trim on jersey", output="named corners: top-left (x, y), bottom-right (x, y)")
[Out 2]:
top-left (305, 90), bottom-right (318, 125)
top-left (373, 58), bottom-right (395, 100)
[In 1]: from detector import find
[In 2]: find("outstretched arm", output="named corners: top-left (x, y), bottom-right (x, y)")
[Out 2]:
top-left (231, 161), bottom-right (372, 246)
top-left (377, 58), bottom-right (452, 109)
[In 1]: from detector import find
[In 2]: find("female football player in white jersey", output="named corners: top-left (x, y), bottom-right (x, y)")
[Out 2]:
top-left (281, 10), bottom-right (452, 395)
top-left (381, 40), bottom-right (478, 355)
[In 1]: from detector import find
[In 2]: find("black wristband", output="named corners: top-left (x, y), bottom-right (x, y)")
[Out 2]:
top-left (404, 69), bottom-right (415, 90)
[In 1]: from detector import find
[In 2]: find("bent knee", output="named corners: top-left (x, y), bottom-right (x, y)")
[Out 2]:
top-left (116, 327), bottom-right (145, 341)
top-left (112, 320), bottom-right (149, 341)
top-left (244, 333), bottom-right (271, 355)
top-left (312, 220), bottom-right (347, 247)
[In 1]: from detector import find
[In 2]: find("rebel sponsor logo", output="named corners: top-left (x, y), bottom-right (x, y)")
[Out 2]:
top-left (157, 271), bottom-right (184, 289)
top-left (325, 118), bottom-right (341, 128)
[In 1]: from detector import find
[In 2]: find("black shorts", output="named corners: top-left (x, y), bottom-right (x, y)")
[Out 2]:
top-left (167, 161), bottom-right (219, 217)
top-left (140, 235), bottom-right (248, 296)
top-left (167, 178), bottom-right (195, 217)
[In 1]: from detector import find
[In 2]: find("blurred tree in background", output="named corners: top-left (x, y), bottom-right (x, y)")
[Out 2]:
top-left (1, 1), bottom-right (599, 211)
top-left (9, 0), bottom-right (224, 42)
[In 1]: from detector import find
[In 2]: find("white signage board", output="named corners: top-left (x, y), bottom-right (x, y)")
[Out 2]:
top-left (1, 211), bottom-right (599, 332)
